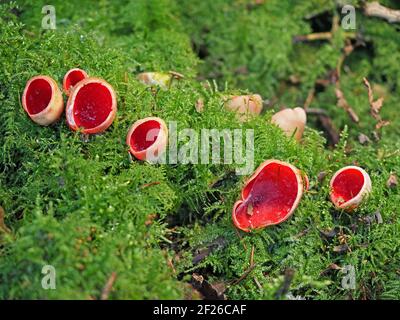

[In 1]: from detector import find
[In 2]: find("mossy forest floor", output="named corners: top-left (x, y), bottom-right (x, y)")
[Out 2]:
top-left (0, 0), bottom-right (399, 299)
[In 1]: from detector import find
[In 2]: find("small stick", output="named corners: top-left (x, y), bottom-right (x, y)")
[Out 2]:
top-left (305, 108), bottom-right (329, 116)
top-left (0, 206), bottom-right (11, 234)
top-left (335, 41), bottom-right (360, 123)
top-left (293, 32), bottom-right (356, 43)
top-left (253, 277), bottom-right (263, 291)
top-left (140, 181), bottom-right (160, 189)
top-left (303, 88), bottom-right (315, 110)
top-left (249, 245), bottom-right (255, 267)
top-left (235, 227), bottom-right (247, 251)
top-left (364, 1), bottom-right (400, 23)
top-left (363, 77), bottom-right (390, 133)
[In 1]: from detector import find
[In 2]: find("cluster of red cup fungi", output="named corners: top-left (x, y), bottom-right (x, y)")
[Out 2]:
top-left (22, 72), bottom-right (372, 233)
top-left (22, 70), bottom-right (167, 162)
top-left (232, 160), bottom-right (372, 232)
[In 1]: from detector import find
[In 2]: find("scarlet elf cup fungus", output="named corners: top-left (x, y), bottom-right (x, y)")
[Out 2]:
top-left (66, 77), bottom-right (117, 134)
top-left (271, 107), bottom-right (307, 141)
top-left (232, 160), bottom-right (308, 232)
top-left (22, 75), bottom-right (64, 126)
top-left (329, 166), bottom-right (372, 211)
top-left (126, 117), bottom-right (168, 162)
top-left (63, 68), bottom-right (88, 95)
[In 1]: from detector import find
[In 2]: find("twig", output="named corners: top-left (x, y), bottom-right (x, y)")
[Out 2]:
top-left (230, 245), bottom-right (257, 287)
top-left (234, 227), bottom-right (247, 251)
top-left (310, 111), bottom-right (340, 146)
top-left (140, 181), bottom-right (160, 189)
top-left (249, 245), bottom-right (255, 267)
top-left (305, 108), bottom-right (328, 116)
top-left (230, 263), bottom-right (257, 286)
top-left (335, 41), bottom-right (360, 123)
top-left (335, 85), bottom-right (360, 123)
top-left (293, 228), bottom-right (310, 239)
top-left (293, 32), bottom-right (356, 43)
top-left (100, 272), bottom-right (117, 300)
top-left (303, 88), bottom-right (315, 110)
top-left (274, 268), bottom-right (295, 299)
top-left (364, 1), bottom-right (400, 23)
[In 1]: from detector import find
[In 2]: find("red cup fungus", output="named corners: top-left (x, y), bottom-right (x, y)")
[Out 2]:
top-left (66, 77), bottom-right (117, 134)
top-left (329, 166), bottom-right (372, 211)
top-left (22, 75), bottom-right (64, 126)
top-left (232, 159), bottom-right (308, 232)
top-left (225, 94), bottom-right (263, 121)
top-left (271, 107), bottom-right (307, 141)
top-left (63, 68), bottom-right (88, 96)
top-left (126, 117), bottom-right (168, 162)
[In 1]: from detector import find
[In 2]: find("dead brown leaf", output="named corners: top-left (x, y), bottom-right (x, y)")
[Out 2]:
top-left (100, 272), bottom-right (117, 300)
top-left (333, 243), bottom-right (350, 254)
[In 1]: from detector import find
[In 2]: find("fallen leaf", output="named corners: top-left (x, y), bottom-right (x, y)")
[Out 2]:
top-left (363, 77), bottom-right (390, 134)
top-left (100, 272), bottom-right (117, 300)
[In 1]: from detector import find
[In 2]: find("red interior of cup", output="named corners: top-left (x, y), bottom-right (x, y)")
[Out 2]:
top-left (331, 168), bottom-right (364, 205)
top-left (65, 69), bottom-right (86, 92)
top-left (130, 120), bottom-right (161, 152)
top-left (234, 162), bottom-right (299, 230)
